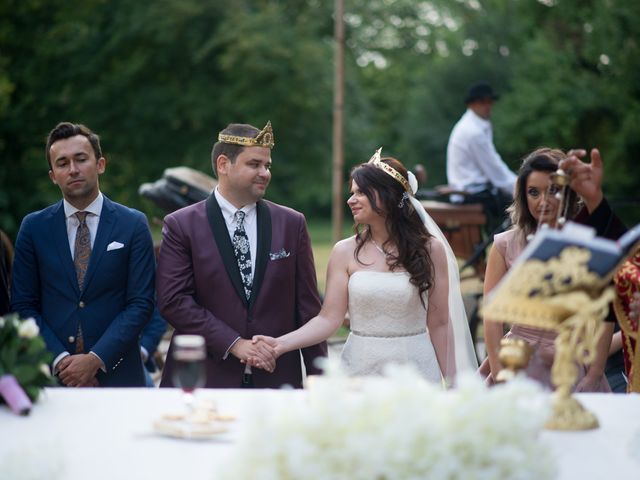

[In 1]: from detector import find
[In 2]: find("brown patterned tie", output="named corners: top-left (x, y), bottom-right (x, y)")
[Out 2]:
top-left (73, 211), bottom-right (91, 353)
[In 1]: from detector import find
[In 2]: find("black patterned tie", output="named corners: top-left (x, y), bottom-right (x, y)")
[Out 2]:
top-left (232, 211), bottom-right (252, 300)
top-left (73, 211), bottom-right (91, 353)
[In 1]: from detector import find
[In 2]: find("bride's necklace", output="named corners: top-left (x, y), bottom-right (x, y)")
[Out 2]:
top-left (371, 239), bottom-right (393, 258)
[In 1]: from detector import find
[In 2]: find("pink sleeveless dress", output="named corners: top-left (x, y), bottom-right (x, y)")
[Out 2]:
top-left (479, 229), bottom-right (610, 392)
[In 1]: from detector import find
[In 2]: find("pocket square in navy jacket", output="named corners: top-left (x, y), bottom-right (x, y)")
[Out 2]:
top-left (269, 248), bottom-right (290, 260)
top-left (107, 241), bottom-right (125, 251)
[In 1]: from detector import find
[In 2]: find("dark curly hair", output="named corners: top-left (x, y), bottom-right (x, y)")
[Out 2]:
top-left (351, 157), bottom-right (434, 303)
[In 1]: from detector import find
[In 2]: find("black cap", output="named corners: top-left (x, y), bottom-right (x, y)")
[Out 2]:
top-left (464, 82), bottom-right (499, 104)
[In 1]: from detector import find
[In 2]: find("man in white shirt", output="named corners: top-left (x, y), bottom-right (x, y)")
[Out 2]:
top-left (446, 82), bottom-right (516, 231)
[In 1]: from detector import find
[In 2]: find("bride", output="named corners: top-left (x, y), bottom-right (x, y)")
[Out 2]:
top-left (251, 149), bottom-right (477, 383)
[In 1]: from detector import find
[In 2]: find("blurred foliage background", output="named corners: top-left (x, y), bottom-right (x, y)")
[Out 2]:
top-left (1, 0), bottom-right (639, 239)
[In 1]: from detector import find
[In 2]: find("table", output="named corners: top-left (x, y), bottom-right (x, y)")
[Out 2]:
top-left (1, 389), bottom-right (639, 479)
top-left (0, 388), bottom-right (303, 480)
top-left (540, 393), bottom-right (640, 479)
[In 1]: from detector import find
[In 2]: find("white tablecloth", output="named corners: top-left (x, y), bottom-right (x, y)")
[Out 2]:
top-left (1, 388), bottom-right (639, 480)
top-left (540, 393), bottom-right (640, 479)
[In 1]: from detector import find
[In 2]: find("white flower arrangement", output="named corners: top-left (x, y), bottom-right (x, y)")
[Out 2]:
top-left (0, 313), bottom-right (54, 408)
top-left (17, 317), bottom-right (39, 339)
top-left (223, 361), bottom-right (556, 480)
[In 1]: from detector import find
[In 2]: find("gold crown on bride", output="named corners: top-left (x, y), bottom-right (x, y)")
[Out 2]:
top-left (367, 147), bottom-right (411, 193)
top-left (218, 121), bottom-right (275, 149)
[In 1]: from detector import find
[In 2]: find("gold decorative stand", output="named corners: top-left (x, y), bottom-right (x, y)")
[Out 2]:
top-left (482, 246), bottom-right (615, 431)
top-left (543, 287), bottom-right (613, 430)
top-left (495, 338), bottom-right (532, 383)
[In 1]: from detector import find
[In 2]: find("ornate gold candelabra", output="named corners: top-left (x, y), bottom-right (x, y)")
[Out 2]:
top-left (482, 247), bottom-right (614, 430)
top-left (495, 338), bottom-right (533, 383)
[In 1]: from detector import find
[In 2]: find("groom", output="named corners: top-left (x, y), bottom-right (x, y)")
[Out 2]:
top-left (156, 121), bottom-right (327, 388)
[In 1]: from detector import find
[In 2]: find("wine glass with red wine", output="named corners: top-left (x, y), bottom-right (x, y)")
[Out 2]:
top-left (171, 334), bottom-right (206, 411)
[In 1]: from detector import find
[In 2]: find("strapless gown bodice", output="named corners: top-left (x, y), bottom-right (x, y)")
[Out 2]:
top-left (341, 271), bottom-right (442, 383)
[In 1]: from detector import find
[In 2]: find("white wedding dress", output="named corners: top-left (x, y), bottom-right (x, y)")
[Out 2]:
top-left (340, 270), bottom-right (442, 383)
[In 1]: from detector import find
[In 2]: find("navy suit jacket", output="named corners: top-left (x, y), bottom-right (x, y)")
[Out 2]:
top-left (140, 307), bottom-right (167, 372)
top-left (10, 195), bottom-right (156, 386)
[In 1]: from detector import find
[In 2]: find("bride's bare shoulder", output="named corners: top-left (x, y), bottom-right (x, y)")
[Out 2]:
top-left (427, 236), bottom-right (449, 267)
top-left (331, 235), bottom-right (358, 257)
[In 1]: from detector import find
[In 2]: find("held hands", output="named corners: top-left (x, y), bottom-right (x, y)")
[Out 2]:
top-left (559, 148), bottom-right (604, 213)
top-left (247, 336), bottom-right (283, 371)
top-left (57, 354), bottom-right (101, 387)
top-left (230, 338), bottom-right (277, 373)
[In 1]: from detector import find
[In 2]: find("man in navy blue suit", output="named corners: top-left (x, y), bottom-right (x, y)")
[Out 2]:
top-left (11, 122), bottom-right (155, 387)
top-left (140, 307), bottom-right (167, 386)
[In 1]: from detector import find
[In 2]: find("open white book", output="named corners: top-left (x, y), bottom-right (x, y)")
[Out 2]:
top-left (482, 222), bottom-right (640, 328)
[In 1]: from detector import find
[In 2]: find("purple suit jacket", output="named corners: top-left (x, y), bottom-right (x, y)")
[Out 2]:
top-left (157, 196), bottom-right (327, 388)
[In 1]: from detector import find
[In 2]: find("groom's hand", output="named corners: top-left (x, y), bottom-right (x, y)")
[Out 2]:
top-left (230, 338), bottom-right (277, 372)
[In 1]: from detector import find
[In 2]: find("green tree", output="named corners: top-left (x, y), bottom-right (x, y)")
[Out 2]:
top-left (343, 0), bottom-right (640, 226)
top-left (0, 0), bottom-right (339, 237)
top-left (2, 0), bottom-right (639, 240)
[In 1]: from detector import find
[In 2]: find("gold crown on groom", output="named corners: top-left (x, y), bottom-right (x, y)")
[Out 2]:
top-left (218, 121), bottom-right (275, 149)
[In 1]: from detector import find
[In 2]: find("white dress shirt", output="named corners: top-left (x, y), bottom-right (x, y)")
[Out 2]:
top-left (446, 109), bottom-right (517, 197)
top-left (53, 192), bottom-right (106, 374)
top-left (215, 187), bottom-right (257, 368)
top-left (63, 192), bottom-right (103, 256)
top-left (214, 187), bottom-right (257, 275)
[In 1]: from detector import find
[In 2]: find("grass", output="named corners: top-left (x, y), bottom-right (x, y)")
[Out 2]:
top-left (307, 218), bottom-right (353, 294)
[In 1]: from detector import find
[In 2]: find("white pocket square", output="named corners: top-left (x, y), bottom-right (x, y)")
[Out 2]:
top-left (269, 248), bottom-right (290, 260)
top-left (107, 241), bottom-right (125, 251)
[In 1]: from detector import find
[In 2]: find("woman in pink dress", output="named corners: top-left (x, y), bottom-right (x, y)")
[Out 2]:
top-left (480, 148), bottom-right (612, 392)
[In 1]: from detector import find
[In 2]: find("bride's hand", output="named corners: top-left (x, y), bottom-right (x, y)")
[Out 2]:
top-left (252, 335), bottom-right (282, 355)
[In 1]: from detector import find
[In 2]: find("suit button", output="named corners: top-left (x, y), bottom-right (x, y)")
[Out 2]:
top-left (68, 336), bottom-right (75, 343)
top-left (79, 301), bottom-right (85, 308)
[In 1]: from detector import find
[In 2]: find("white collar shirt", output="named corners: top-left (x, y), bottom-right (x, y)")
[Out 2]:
top-left (55, 192), bottom-right (106, 373)
top-left (446, 109), bottom-right (516, 196)
top-left (214, 187), bottom-right (258, 369)
top-left (63, 192), bottom-right (104, 258)
top-left (214, 187), bottom-right (257, 275)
